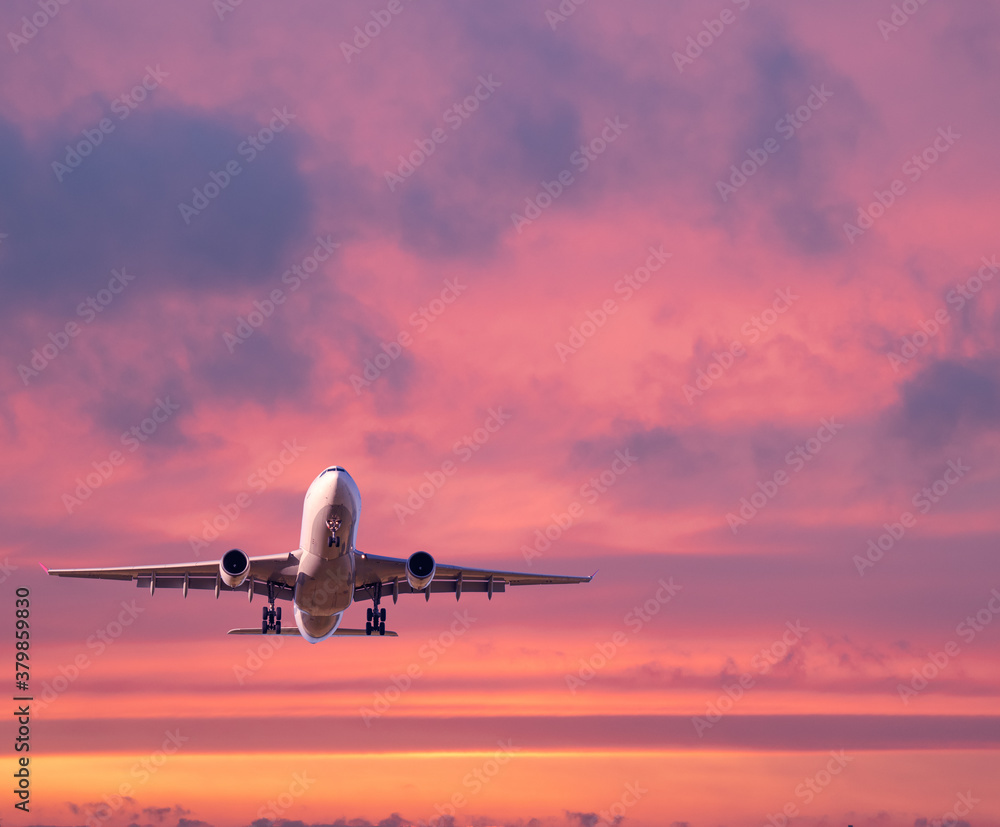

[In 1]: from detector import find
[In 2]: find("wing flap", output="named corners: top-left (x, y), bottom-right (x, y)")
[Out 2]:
top-left (134, 575), bottom-right (294, 601)
top-left (356, 577), bottom-right (506, 601)
top-left (354, 551), bottom-right (591, 601)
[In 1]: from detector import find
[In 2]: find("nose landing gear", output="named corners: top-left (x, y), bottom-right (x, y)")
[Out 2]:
top-left (326, 516), bottom-right (341, 547)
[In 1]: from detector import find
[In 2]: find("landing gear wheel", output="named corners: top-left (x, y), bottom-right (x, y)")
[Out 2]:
top-left (261, 585), bottom-right (281, 633)
top-left (367, 583), bottom-right (387, 637)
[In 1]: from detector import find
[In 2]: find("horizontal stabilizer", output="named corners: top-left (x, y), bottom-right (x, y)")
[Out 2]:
top-left (227, 627), bottom-right (398, 637)
top-left (332, 627), bottom-right (399, 637)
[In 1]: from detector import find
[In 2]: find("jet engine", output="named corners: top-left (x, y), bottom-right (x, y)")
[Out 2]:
top-left (220, 548), bottom-right (250, 588)
top-left (406, 550), bottom-right (436, 591)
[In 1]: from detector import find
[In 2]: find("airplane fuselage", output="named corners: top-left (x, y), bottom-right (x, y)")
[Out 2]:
top-left (292, 466), bottom-right (360, 642)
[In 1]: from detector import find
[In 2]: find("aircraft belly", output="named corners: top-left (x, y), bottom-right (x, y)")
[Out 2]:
top-left (294, 550), bottom-right (354, 615)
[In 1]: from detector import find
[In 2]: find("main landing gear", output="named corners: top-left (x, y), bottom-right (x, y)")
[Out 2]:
top-left (326, 516), bottom-right (341, 547)
top-left (366, 583), bottom-right (386, 636)
top-left (262, 583), bottom-right (281, 634)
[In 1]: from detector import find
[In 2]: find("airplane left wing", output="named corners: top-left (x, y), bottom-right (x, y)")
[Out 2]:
top-left (44, 552), bottom-right (299, 600)
top-left (354, 551), bottom-right (594, 601)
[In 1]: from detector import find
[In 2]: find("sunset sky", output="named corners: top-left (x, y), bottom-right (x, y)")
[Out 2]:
top-left (2, 1), bottom-right (999, 826)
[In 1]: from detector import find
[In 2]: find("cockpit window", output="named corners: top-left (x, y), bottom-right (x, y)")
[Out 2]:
top-left (319, 466), bottom-right (344, 477)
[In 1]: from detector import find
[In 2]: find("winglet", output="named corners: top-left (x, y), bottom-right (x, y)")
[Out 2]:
top-left (589, 569), bottom-right (599, 581)
top-left (38, 563), bottom-right (49, 574)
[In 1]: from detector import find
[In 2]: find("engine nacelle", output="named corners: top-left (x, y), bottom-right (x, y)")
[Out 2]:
top-left (406, 550), bottom-right (436, 591)
top-left (220, 548), bottom-right (250, 589)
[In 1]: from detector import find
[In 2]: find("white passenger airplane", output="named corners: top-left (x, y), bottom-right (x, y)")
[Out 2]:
top-left (46, 466), bottom-right (593, 642)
